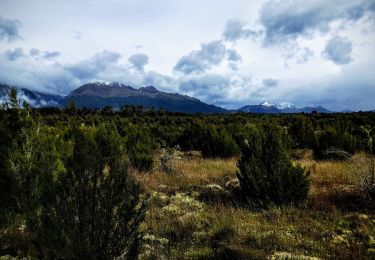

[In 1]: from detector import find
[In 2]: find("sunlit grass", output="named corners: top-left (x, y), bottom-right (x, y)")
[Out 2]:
top-left (133, 153), bottom-right (237, 193)
top-left (135, 151), bottom-right (375, 259)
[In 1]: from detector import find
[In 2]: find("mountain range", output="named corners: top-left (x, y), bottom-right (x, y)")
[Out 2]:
top-left (0, 82), bottom-right (226, 113)
top-left (0, 82), bottom-right (355, 114)
top-left (238, 101), bottom-right (330, 114)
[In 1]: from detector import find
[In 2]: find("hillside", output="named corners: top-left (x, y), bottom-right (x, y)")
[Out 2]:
top-left (62, 82), bottom-right (227, 113)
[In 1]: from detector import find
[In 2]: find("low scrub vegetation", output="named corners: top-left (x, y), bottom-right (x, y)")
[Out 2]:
top-left (1, 90), bottom-right (375, 259)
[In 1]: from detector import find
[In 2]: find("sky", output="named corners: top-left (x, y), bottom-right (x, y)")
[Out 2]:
top-left (0, 0), bottom-right (375, 111)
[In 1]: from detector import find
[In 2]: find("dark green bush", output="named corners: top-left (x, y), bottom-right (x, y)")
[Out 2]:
top-left (287, 116), bottom-right (315, 148)
top-left (123, 125), bottom-right (155, 171)
top-left (178, 121), bottom-right (205, 151)
top-left (0, 88), bottom-right (34, 227)
top-left (237, 124), bottom-right (309, 207)
top-left (201, 126), bottom-right (239, 158)
top-left (178, 122), bottom-right (239, 158)
top-left (30, 125), bottom-right (146, 259)
top-left (313, 127), bottom-right (356, 160)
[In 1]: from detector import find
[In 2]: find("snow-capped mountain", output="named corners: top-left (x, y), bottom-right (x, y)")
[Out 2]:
top-left (63, 81), bottom-right (226, 113)
top-left (0, 82), bottom-right (227, 113)
top-left (258, 101), bottom-right (297, 110)
top-left (0, 83), bottom-right (353, 114)
top-left (258, 101), bottom-right (274, 107)
top-left (239, 101), bottom-right (330, 113)
top-left (276, 102), bottom-right (296, 110)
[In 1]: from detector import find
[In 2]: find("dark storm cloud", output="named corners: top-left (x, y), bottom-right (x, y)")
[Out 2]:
top-left (128, 53), bottom-right (149, 71)
top-left (0, 16), bottom-right (22, 42)
top-left (226, 49), bottom-right (242, 62)
top-left (222, 18), bottom-right (260, 42)
top-left (4, 48), bottom-right (26, 61)
top-left (0, 55), bottom-right (76, 94)
top-left (322, 36), bottom-right (353, 65)
top-left (65, 50), bottom-right (121, 80)
top-left (280, 73), bottom-right (375, 112)
top-left (259, 0), bottom-right (373, 45)
top-left (43, 51), bottom-right (61, 59)
top-left (29, 48), bottom-right (61, 60)
top-left (262, 78), bottom-right (278, 88)
top-left (143, 71), bottom-right (176, 92)
top-left (174, 41), bottom-right (227, 74)
top-left (179, 74), bottom-right (231, 102)
top-left (0, 49), bottom-right (137, 94)
top-left (226, 49), bottom-right (242, 71)
top-left (29, 48), bottom-right (40, 56)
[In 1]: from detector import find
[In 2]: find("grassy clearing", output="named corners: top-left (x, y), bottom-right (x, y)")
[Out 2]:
top-left (133, 152), bottom-right (237, 194)
top-left (134, 151), bottom-right (375, 259)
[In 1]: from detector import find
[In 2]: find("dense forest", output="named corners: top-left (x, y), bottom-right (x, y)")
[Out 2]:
top-left (1, 89), bottom-right (375, 259)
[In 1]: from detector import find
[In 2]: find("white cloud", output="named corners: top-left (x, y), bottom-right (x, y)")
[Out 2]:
top-left (0, 0), bottom-right (374, 110)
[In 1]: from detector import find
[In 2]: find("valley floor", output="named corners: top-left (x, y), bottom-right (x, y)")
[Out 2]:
top-left (134, 151), bottom-right (375, 259)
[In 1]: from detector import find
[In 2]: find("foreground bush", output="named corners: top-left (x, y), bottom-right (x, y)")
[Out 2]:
top-left (237, 124), bottom-right (309, 207)
top-left (0, 89), bottom-right (34, 228)
top-left (29, 125), bottom-right (146, 259)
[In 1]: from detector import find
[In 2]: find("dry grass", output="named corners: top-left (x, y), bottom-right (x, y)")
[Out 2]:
top-left (135, 151), bottom-right (375, 259)
top-left (133, 153), bottom-right (237, 194)
top-left (300, 153), bottom-right (372, 211)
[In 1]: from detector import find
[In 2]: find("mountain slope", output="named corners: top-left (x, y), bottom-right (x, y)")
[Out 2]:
top-left (60, 82), bottom-right (227, 113)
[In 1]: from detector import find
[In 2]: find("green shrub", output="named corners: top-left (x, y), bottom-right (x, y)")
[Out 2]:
top-left (123, 125), bottom-right (155, 171)
top-left (178, 121), bottom-right (205, 151)
top-left (313, 127), bottom-right (356, 160)
top-left (0, 88), bottom-right (34, 227)
top-left (201, 126), bottom-right (239, 159)
top-left (179, 122), bottom-right (239, 159)
top-left (30, 125), bottom-right (146, 259)
top-left (237, 124), bottom-right (309, 207)
top-left (287, 116), bottom-right (315, 148)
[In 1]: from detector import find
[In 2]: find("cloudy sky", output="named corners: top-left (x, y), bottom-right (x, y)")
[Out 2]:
top-left (0, 0), bottom-right (375, 111)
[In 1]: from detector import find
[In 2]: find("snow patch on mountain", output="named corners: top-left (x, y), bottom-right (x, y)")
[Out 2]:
top-left (259, 101), bottom-right (296, 109)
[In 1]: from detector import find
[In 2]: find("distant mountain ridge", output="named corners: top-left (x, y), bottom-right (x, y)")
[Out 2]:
top-left (0, 82), bottom-right (368, 113)
top-left (239, 101), bottom-right (330, 113)
top-left (0, 82), bottom-right (226, 113)
top-left (62, 82), bottom-right (225, 113)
